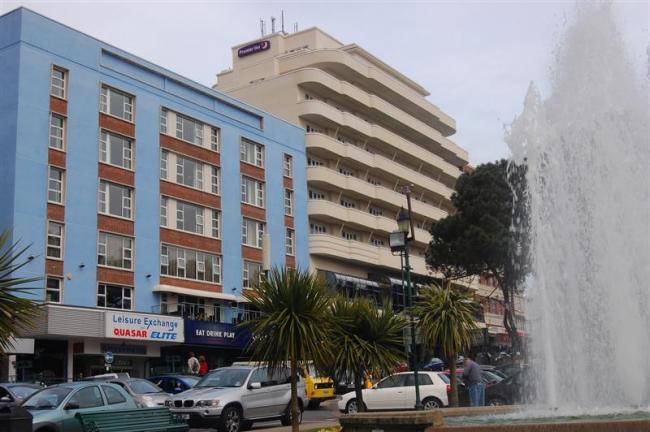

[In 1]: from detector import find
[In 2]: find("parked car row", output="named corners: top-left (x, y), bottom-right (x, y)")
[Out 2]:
top-left (18, 365), bottom-right (306, 432)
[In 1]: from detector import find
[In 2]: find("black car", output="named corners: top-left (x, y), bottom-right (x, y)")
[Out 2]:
top-left (439, 370), bottom-right (506, 407)
top-left (485, 370), bottom-right (526, 406)
top-left (0, 383), bottom-right (42, 406)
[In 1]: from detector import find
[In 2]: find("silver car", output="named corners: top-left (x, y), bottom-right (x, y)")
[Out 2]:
top-left (167, 365), bottom-right (306, 432)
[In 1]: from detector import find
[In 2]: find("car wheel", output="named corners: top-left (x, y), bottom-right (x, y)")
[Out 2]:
top-left (422, 397), bottom-right (442, 410)
top-left (218, 405), bottom-right (242, 432)
top-left (345, 398), bottom-right (363, 414)
top-left (280, 401), bottom-right (303, 426)
top-left (488, 397), bottom-right (505, 406)
top-left (307, 399), bottom-right (321, 410)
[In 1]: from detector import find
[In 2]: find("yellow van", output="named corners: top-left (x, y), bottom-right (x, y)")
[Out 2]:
top-left (302, 364), bottom-right (335, 409)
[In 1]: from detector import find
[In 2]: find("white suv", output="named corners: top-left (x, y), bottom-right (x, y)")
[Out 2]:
top-left (338, 371), bottom-right (448, 413)
top-left (167, 365), bottom-right (306, 432)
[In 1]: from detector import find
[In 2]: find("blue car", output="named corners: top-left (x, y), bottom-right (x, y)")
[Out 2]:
top-left (147, 375), bottom-right (199, 394)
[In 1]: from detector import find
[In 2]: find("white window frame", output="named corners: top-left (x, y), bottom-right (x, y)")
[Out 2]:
top-left (160, 197), bottom-right (168, 227)
top-left (310, 223), bottom-right (327, 234)
top-left (283, 154), bottom-right (293, 178)
top-left (160, 108), bottom-right (168, 134)
top-left (97, 231), bottom-right (134, 270)
top-left (98, 181), bottom-right (133, 219)
top-left (241, 176), bottom-right (265, 208)
top-left (211, 210), bottom-right (220, 239)
top-left (160, 150), bottom-right (168, 179)
top-left (240, 138), bottom-right (264, 167)
top-left (175, 113), bottom-right (204, 146)
top-left (99, 130), bottom-right (133, 170)
top-left (160, 244), bottom-right (221, 284)
top-left (242, 260), bottom-right (263, 289)
top-left (286, 228), bottom-right (295, 256)
top-left (48, 166), bottom-right (65, 204)
top-left (46, 221), bottom-right (64, 260)
top-left (242, 218), bottom-right (265, 248)
top-left (49, 113), bottom-right (65, 150)
top-left (97, 283), bottom-right (133, 310)
top-left (100, 85), bottom-right (134, 122)
top-left (45, 276), bottom-right (62, 303)
top-left (211, 166), bottom-right (220, 195)
top-left (210, 127), bottom-right (220, 152)
top-left (284, 189), bottom-right (293, 216)
top-left (176, 154), bottom-right (204, 190)
top-left (50, 66), bottom-right (67, 99)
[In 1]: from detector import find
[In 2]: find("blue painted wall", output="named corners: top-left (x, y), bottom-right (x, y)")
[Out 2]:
top-left (0, 8), bottom-right (308, 313)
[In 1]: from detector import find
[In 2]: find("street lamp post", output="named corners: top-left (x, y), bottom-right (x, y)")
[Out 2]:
top-left (389, 185), bottom-right (423, 411)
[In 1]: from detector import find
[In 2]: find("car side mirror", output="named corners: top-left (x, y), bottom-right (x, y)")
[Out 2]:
top-left (64, 402), bottom-right (80, 410)
top-left (248, 382), bottom-right (262, 390)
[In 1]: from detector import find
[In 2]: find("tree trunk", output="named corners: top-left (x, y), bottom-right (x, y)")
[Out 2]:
top-left (449, 353), bottom-right (459, 407)
top-left (354, 368), bottom-right (366, 412)
top-left (490, 269), bottom-right (521, 355)
top-left (290, 359), bottom-right (299, 432)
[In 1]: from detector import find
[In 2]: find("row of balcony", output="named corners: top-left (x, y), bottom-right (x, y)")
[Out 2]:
top-left (277, 48), bottom-right (460, 141)
top-left (298, 100), bottom-right (463, 195)
top-left (306, 132), bottom-right (456, 205)
top-left (291, 67), bottom-right (466, 170)
top-left (309, 233), bottom-right (429, 276)
top-left (308, 199), bottom-right (430, 248)
top-left (307, 165), bottom-right (448, 222)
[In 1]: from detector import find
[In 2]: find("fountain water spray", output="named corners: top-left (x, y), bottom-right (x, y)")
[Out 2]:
top-left (507, 3), bottom-right (650, 412)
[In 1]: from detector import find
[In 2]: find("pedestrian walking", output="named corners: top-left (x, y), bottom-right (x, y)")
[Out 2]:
top-left (198, 355), bottom-right (208, 376)
top-left (187, 352), bottom-right (200, 375)
top-left (462, 355), bottom-right (485, 407)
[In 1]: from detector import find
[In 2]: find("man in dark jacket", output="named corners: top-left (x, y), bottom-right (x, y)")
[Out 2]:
top-left (462, 356), bottom-right (485, 406)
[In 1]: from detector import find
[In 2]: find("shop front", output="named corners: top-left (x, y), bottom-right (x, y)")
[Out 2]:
top-left (19, 304), bottom-right (184, 381)
top-left (154, 320), bottom-right (251, 374)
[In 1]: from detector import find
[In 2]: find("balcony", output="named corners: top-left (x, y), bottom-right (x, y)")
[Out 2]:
top-left (276, 48), bottom-right (459, 138)
top-left (307, 166), bottom-right (448, 222)
top-left (306, 132), bottom-right (457, 198)
top-left (309, 233), bottom-right (429, 276)
top-left (293, 68), bottom-right (466, 166)
top-left (298, 99), bottom-right (465, 177)
top-left (308, 199), bottom-right (430, 247)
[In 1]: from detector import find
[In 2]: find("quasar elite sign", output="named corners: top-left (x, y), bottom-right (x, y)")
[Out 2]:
top-left (105, 311), bottom-right (184, 343)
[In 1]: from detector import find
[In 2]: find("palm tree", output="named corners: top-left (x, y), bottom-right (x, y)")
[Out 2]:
top-left (0, 231), bottom-right (41, 354)
top-left (242, 267), bottom-right (333, 432)
top-left (415, 281), bottom-right (479, 407)
top-left (330, 296), bottom-right (407, 413)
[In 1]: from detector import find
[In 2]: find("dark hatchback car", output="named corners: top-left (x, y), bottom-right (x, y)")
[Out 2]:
top-left (148, 375), bottom-right (200, 394)
top-left (0, 383), bottom-right (42, 406)
top-left (439, 369), bottom-right (505, 407)
top-left (484, 369), bottom-right (527, 406)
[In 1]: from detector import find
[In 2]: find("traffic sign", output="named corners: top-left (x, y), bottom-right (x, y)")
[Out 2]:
top-left (104, 351), bottom-right (114, 364)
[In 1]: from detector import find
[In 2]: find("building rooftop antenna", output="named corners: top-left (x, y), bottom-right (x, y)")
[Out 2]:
top-left (259, 18), bottom-right (266, 37)
top-left (281, 10), bottom-right (285, 34)
top-left (271, 16), bottom-right (276, 33)
top-left (294, 22), bottom-right (298, 32)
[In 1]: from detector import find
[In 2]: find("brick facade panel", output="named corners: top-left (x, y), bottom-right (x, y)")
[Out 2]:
top-left (99, 113), bottom-right (135, 137)
top-left (286, 255), bottom-right (296, 269)
top-left (160, 181), bottom-right (220, 209)
top-left (240, 162), bottom-right (265, 181)
top-left (97, 266), bottom-right (134, 286)
top-left (160, 228), bottom-right (222, 253)
top-left (98, 214), bottom-right (134, 236)
top-left (46, 259), bottom-right (64, 276)
top-left (48, 149), bottom-right (66, 168)
top-left (284, 215), bottom-right (294, 229)
top-left (98, 163), bottom-right (135, 187)
top-left (283, 177), bottom-right (293, 189)
top-left (241, 203), bottom-right (266, 221)
top-left (50, 97), bottom-right (67, 116)
top-left (47, 204), bottom-right (65, 222)
top-left (160, 134), bottom-right (220, 166)
top-left (242, 245), bottom-right (263, 261)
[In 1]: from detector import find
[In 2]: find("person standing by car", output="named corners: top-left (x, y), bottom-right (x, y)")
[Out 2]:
top-left (198, 355), bottom-right (209, 376)
top-left (187, 352), bottom-right (200, 375)
top-left (462, 356), bottom-right (485, 406)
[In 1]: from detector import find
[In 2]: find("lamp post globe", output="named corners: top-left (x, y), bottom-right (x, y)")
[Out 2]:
top-left (396, 207), bottom-right (411, 234)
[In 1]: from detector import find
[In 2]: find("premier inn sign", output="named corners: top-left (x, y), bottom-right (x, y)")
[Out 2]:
top-left (238, 40), bottom-right (270, 57)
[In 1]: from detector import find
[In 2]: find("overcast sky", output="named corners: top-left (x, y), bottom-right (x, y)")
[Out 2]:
top-left (2, 0), bottom-right (648, 164)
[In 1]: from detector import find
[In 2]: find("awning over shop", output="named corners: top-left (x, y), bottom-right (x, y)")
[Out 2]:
top-left (154, 284), bottom-right (249, 303)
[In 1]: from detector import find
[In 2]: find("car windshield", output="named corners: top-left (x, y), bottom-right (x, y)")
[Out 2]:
top-left (22, 387), bottom-right (72, 410)
top-left (482, 371), bottom-right (504, 383)
top-left (184, 376), bottom-right (200, 386)
top-left (128, 380), bottom-right (163, 394)
top-left (9, 386), bottom-right (38, 399)
top-left (196, 368), bottom-right (250, 388)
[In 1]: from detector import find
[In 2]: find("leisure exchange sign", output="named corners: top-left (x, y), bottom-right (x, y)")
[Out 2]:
top-left (106, 311), bottom-right (184, 343)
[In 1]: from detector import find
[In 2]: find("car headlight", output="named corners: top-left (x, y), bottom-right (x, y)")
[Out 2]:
top-left (165, 400), bottom-right (173, 407)
top-left (196, 399), bottom-right (220, 407)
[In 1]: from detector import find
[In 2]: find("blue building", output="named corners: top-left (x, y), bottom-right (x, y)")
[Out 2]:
top-left (0, 8), bottom-right (308, 380)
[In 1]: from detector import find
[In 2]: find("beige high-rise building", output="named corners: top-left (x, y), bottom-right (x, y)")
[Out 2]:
top-left (216, 28), bottom-right (469, 308)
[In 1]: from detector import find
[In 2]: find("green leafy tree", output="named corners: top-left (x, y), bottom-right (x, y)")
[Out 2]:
top-left (242, 267), bottom-right (333, 432)
top-left (0, 231), bottom-right (41, 354)
top-left (329, 296), bottom-right (407, 413)
top-left (426, 160), bottom-right (529, 351)
top-left (416, 283), bottom-right (480, 407)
